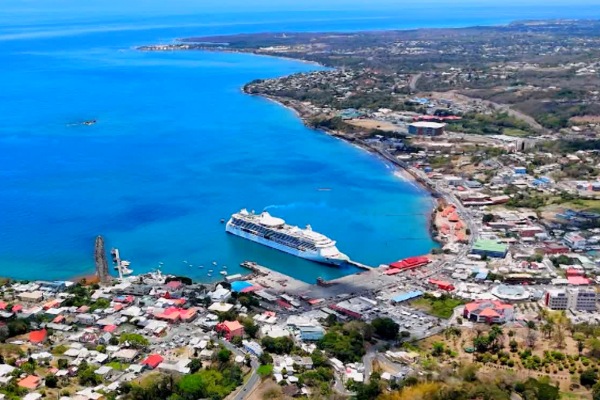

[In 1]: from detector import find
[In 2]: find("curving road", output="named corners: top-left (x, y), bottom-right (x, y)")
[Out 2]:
top-left (219, 338), bottom-right (260, 400)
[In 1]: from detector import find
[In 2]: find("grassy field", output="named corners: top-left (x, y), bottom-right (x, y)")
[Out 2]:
top-left (106, 361), bottom-right (130, 371)
top-left (502, 127), bottom-right (531, 137)
top-left (560, 199), bottom-right (600, 213)
top-left (411, 296), bottom-right (465, 319)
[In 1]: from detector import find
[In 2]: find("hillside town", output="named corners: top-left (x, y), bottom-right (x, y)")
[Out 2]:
top-left (5, 18), bottom-right (600, 400)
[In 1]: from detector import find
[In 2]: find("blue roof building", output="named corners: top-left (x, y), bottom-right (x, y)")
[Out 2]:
top-left (391, 290), bottom-right (423, 303)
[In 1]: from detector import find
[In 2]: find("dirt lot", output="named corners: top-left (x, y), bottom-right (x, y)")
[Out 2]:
top-left (346, 118), bottom-right (400, 131)
top-left (420, 326), bottom-right (593, 396)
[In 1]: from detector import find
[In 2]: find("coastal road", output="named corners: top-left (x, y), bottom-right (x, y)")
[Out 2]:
top-left (219, 338), bottom-right (260, 400)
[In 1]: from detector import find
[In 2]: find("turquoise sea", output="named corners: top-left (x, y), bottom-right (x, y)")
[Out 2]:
top-left (1, 1), bottom-right (600, 283)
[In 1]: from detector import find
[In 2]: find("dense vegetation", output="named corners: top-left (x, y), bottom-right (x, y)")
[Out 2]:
top-left (118, 349), bottom-right (242, 400)
top-left (411, 293), bottom-right (464, 319)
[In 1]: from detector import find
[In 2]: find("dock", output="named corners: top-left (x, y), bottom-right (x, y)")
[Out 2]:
top-left (347, 260), bottom-right (373, 270)
top-left (240, 261), bottom-right (312, 293)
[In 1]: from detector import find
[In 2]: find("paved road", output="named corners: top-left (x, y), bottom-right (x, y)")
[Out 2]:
top-left (409, 73), bottom-right (422, 92)
top-left (219, 339), bottom-right (260, 400)
top-left (363, 348), bottom-right (377, 382)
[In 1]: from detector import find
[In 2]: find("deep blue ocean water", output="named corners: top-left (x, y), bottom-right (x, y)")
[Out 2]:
top-left (1, 1), bottom-right (600, 283)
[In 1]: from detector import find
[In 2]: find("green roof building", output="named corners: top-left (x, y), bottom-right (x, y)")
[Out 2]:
top-left (471, 239), bottom-right (508, 258)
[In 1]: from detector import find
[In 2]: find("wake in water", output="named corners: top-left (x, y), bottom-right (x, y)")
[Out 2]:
top-left (263, 201), bottom-right (329, 212)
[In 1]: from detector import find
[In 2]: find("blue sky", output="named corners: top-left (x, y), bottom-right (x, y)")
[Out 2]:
top-left (2, 0), bottom-right (600, 27)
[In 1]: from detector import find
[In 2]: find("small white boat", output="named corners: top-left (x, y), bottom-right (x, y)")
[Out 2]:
top-left (212, 261), bottom-right (217, 265)
top-left (222, 265), bottom-right (227, 269)
top-left (220, 271), bottom-right (227, 276)
top-left (207, 273), bottom-right (212, 277)
top-left (208, 269), bottom-right (213, 273)
top-left (198, 265), bottom-right (204, 269)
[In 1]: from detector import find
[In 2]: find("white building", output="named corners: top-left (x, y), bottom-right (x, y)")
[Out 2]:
top-left (564, 232), bottom-right (587, 250)
top-left (544, 289), bottom-right (568, 310)
top-left (545, 288), bottom-right (597, 311)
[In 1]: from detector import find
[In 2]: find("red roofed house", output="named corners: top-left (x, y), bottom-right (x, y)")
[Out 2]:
top-left (179, 307), bottom-right (198, 322)
top-left (428, 279), bottom-right (455, 291)
top-left (155, 307), bottom-right (181, 323)
top-left (566, 268), bottom-right (585, 277)
top-left (165, 281), bottom-right (183, 291)
top-left (568, 276), bottom-right (591, 286)
top-left (11, 304), bottom-right (23, 313)
top-left (463, 300), bottom-right (514, 324)
top-left (18, 375), bottom-right (41, 390)
top-left (141, 354), bottom-right (164, 369)
top-left (0, 301), bottom-right (7, 310)
top-left (216, 320), bottom-right (244, 340)
top-left (29, 329), bottom-right (48, 344)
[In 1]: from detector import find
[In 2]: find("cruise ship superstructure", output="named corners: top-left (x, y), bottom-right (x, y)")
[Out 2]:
top-left (226, 209), bottom-right (350, 266)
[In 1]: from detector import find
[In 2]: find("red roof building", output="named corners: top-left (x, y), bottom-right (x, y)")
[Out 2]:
top-left (389, 256), bottom-right (430, 271)
top-left (216, 320), bottom-right (244, 341)
top-left (428, 279), bottom-right (455, 291)
top-left (566, 268), bottom-right (585, 277)
top-left (155, 307), bottom-right (198, 323)
top-left (29, 329), bottom-right (47, 344)
top-left (542, 243), bottom-right (570, 255)
top-left (568, 276), bottom-right (591, 286)
top-left (463, 300), bottom-right (514, 324)
top-left (165, 281), bottom-right (183, 291)
top-left (141, 354), bottom-right (164, 369)
top-left (18, 375), bottom-right (41, 390)
top-left (275, 299), bottom-right (292, 309)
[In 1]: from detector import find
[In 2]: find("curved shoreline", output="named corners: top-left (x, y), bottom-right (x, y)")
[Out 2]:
top-left (246, 91), bottom-right (446, 248)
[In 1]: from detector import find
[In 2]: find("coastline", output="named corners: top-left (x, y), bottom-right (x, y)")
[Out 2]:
top-left (247, 91), bottom-right (445, 248)
top-left (248, 91), bottom-right (435, 194)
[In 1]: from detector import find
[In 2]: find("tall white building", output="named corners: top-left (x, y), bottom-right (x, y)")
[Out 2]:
top-left (545, 288), bottom-right (597, 311)
top-left (564, 232), bottom-right (586, 250)
top-left (545, 289), bottom-right (568, 310)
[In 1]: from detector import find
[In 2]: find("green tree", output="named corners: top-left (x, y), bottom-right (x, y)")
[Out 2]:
top-left (592, 381), bottom-right (600, 400)
top-left (217, 348), bottom-right (232, 364)
top-left (188, 358), bottom-right (202, 373)
top-left (431, 342), bottom-right (445, 357)
top-left (177, 374), bottom-right (207, 399)
top-left (45, 374), bottom-right (58, 388)
top-left (57, 358), bottom-right (69, 370)
top-left (119, 333), bottom-right (149, 348)
top-left (230, 335), bottom-right (242, 347)
top-left (371, 318), bottom-right (399, 340)
top-left (241, 319), bottom-right (258, 339)
top-left (581, 368), bottom-right (598, 387)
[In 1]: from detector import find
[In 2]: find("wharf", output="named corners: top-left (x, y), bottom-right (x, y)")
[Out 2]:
top-left (241, 261), bottom-right (312, 293)
top-left (347, 260), bottom-right (372, 270)
top-left (240, 260), bottom-right (393, 299)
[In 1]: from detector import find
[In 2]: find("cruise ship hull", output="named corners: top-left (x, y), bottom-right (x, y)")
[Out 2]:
top-left (226, 224), bottom-right (348, 266)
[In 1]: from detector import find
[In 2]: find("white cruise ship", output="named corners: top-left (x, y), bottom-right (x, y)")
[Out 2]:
top-left (226, 209), bottom-right (350, 266)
